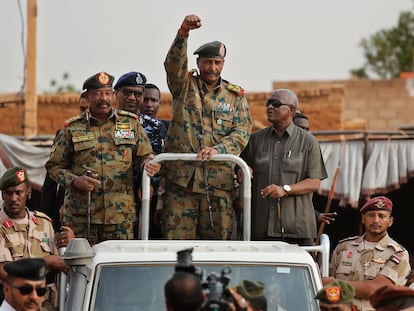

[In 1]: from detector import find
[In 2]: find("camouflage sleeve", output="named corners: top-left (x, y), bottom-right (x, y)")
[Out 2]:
top-left (0, 234), bottom-right (13, 262)
top-left (329, 244), bottom-right (342, 276)
top-left (45, 127), bottom-right (77, 188)
top-left (213, 94), bottom-right (252, 155)
top-left (164, 34), bottom-right (189, 96)
top-left (134, 120), bottom-right (154, 171)
top-left (379, 250), bottom-right (411, 285)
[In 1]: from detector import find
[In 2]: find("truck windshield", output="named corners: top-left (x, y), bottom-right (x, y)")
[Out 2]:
top-left (92, 263), bottom-right (318, 311)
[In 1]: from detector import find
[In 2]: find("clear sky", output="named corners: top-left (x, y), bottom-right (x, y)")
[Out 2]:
top-left (1, 0), bottom-right (413, 94)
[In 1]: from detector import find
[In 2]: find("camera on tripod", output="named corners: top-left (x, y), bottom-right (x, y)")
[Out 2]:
top-left (175, 248), bottom-right (235, 311)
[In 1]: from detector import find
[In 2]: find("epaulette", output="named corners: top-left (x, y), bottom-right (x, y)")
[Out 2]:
top-left (117, 109), bottom-right (139, 120)
top-left (63, 115), bottom-right (82, 127)
top-left (34, 211), bottom-right (52, 223)
top-left (338, 236), bottom-right (359, 244)
top-left (226, 83), bottom-right (245, 96)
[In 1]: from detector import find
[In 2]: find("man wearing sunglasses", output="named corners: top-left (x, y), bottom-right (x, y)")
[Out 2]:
top-left (239, 89), bottom-right (327, 246)
top-left (0, 258), bottom-right (47, 311)
top-left (162, 14), bottom-right (252, 240)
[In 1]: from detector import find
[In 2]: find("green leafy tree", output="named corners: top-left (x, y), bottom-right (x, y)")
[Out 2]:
top-left (49, 72), bottom-right (78, 93)
top-left (351, 10), bottom-right (414, 79)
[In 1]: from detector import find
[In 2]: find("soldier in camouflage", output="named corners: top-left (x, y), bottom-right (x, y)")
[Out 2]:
top-left (0, 167), bottom-right (70, 310)
top-left (46, 72), bottom-right (160, 245)
top-left (162, 15), bottom-right (252, 240)
top-left (323, 196), bottom-right (411, 311)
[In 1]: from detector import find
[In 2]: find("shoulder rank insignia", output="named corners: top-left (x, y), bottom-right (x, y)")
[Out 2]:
top-left (338, 236), bottom-right (359, 243)
top-left (64, 115), bottom-right (82, 127)
top-left (34, 211), bottom-right (52, 223)
top-left (117, 109), bottom-right (138, 120)
top-left (226, 83), bottom-right (245, 96)
top-left (3, 218), bottom-right (13, 229)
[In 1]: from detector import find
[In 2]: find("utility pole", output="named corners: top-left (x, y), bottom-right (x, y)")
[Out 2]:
top-left (24, 0), bottom-right (38, 136)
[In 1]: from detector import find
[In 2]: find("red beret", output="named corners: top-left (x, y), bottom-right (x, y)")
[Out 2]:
top-left (360, 196), bottom-right (392, 213)
top-left (370, 284), bottom-right (414, 308)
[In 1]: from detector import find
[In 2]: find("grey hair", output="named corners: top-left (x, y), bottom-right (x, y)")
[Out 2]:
top-left (273, 89), bottom-right (299, 111)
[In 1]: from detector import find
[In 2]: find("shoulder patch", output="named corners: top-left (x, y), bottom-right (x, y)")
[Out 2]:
top-left (338, 236), bottom-right (359, 243)
top-left (34, 211), bottom-right (52, 222)
top-left (117, 109), bottom-right (139, 120)
top-left (64, 115), bottom-right (82, 127)
top-left (226, 83), bottom-right (245, 96)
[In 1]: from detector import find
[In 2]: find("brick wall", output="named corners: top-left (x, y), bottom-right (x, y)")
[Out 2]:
top-left (1, 78), bottom-right (413, 135)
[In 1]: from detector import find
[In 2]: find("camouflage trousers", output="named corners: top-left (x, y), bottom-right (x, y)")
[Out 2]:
top-left (161, 181), bottom-right (234, 240)
top-left (68, 221), bottom-right (134, 245)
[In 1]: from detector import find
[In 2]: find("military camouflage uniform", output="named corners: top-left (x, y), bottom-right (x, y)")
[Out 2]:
top-left (0, 208), bottom-right (58, 310)
top-left (329, 233), bottom-right (411, 311)
top-left (46, 109), bottom-right (153, 244)
top-left (162, 34), bottom-right (252, 239)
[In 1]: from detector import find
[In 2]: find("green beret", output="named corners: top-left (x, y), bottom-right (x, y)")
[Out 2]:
top-left (315, 280), bottom-right (355, 305)
top-left (4, 258), bottom-right (47, 280)
top-left (193, 41), bottom-right (226, 58)
top-left (0, 166), bottom-right (28, 190)
top-left (82, 71), bottom-right (114, 90)
top-left (236, 280), bottom-right (266, 300)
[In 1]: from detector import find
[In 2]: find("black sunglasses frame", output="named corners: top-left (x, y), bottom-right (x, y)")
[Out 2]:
top-left (10, 284), bottom-right (47, 296)
top-left (265, 98), bottom-right (291, 108)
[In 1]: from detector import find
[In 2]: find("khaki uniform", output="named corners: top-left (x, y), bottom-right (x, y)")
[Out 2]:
top-left (46, 109), bottom-right (153, 243)
top-left (162, 34), bottom-right (252, 239)
top-left (329, 233), bottom-right (411, 311)
top-left (0, 208), bottom-right (58, 311)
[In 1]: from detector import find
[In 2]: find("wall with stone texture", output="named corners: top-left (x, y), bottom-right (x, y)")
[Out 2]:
top-left (1, 78), bottom-right (413, 135)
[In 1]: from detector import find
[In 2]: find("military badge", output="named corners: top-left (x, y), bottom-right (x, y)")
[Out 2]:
top-left (389, 253), bottom-right (402, 264)
top-left (374, 200), bottom-right (386, 209)
top-left (325, 286), bottom-right (341, 303)
top-left (31, 215), bottom-right (38, 225)
top-left (135, 73), bottom-right (144, 85)
top-left (98, 72), bottom-right (110, 86)
top-left (115, 130), bottom-right (135, 139)
top-left (219, 43), bottom-right (225, 58)
top-left (41, 233), bottom-right (49, 244)
top-left (16, 170), bottom-right (26, 183)
top-left (347, 251), bottom-right (353, 258)
top-left (4, 219), bottom-right (13, 229)
top-left (372, 258), bottom-right (386, 264)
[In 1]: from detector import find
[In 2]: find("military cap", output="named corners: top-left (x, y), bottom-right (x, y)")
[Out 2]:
top-left (193, 41), bottom-right (226, 58)
top-left (4, 258), bottom-right (47, 280)
top-left (360, 196), bottom-right (392, 213)
top-left (236, 280), bottom-right (266, 300)
top-left (82, 71), bottom-right (114, 90)
top-left (0, 166), bottom-right (28, 190)
top-left (114, 71), bottom-right (147, 90)
top-left (370, 284), bottom-right (414, 309)
top-left (315, 280), bottom-right (355, 305)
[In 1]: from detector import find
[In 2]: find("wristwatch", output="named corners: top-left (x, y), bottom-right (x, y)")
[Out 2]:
top-left (283, 184), bottom-right (291, 194)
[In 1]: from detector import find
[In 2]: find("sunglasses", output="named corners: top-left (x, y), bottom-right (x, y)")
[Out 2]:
top-left (10, 284), bottom-right (47, 296)
top-left (121, 89), bottom-right (143, 98)
top-left (265, 99), bottom-right (291, 108)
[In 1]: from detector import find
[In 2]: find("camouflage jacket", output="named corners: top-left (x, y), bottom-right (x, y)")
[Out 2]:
top-left (46, 109), bottom-right (153, 224)
top-left (329, 233), bottom-right (411, 310)
top-left (163, 34), bottom-right (252, 193)
top-left (0, 208), bottom-right (56, 262)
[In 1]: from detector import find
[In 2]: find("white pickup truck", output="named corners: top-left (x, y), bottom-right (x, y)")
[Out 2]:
top-left (60, 154), bottom-right (330, 311)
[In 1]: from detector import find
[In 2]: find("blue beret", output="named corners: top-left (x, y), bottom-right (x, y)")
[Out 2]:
top-left (0, 166), bottom-right (28, 190)
top-left (193, 41), bottom-right (226, 58)
top-left (114, 71), bottom-right (147, 90)
top-left (4, 258), bottom-right (47, 280)
top-left (82, 71), bottom-right (114, 90)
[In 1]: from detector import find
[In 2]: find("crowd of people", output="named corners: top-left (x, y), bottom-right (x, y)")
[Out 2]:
top-left (0, 13), bottom-right (413, 311)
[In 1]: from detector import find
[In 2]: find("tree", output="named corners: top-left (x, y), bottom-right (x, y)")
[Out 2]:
top-left (48, 72), bottom-right (78, 93)
top-left (351, 10), bottom-right (414, 79)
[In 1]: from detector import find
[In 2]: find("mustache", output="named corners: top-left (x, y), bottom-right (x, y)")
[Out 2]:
top-left (96, 100), bottom-right (111, 107)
